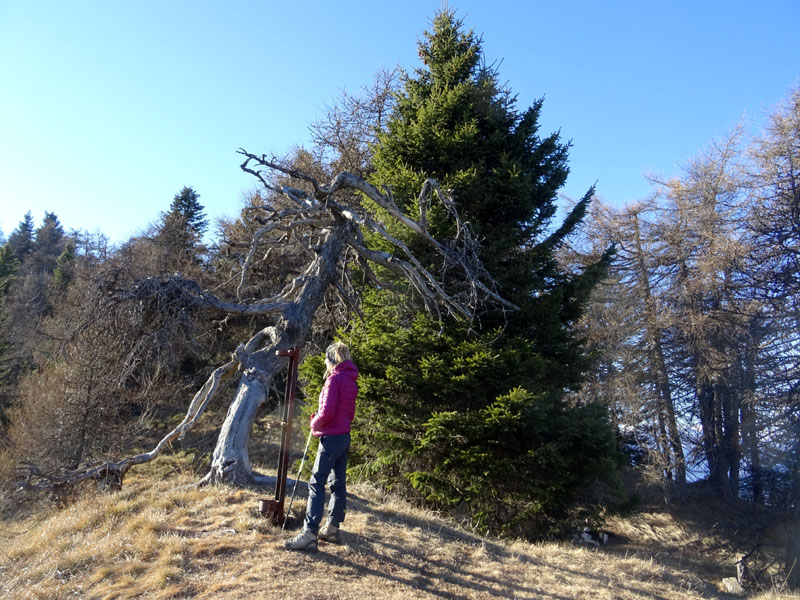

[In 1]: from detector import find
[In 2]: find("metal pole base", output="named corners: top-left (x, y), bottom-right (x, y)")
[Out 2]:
top-left (259, 499), bottom-right (285, 526)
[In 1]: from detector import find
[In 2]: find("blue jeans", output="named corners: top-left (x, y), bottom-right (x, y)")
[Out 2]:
top-left (305, 433), bottom-right (350, 534)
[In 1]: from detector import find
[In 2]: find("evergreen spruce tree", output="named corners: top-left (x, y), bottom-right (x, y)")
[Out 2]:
top-left (0, 244), bottom-right (18, 299)
top-left (157, 186), bottom-right (208, 271)
top-left (169, 186), bottom-right (208, 238)
top-left (52, 241), bottom-right (77, 291)
top-left (8, 212), bottom-right (35, 263)
top-left (0, 211), bottom-right (67, 386)
top-left (31, 212), bottom-right (66, 275)
top-left (0, 243), bottom-right (21, 424)
top-left (326, 10), bottom-right (619, 537)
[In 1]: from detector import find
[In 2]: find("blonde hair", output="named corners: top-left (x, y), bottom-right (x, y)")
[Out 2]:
top-left (325, 342), bottom-right (351, 366)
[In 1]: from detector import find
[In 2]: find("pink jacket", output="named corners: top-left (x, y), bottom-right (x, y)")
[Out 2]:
top-left (310, 360), bottom-right (358, 437)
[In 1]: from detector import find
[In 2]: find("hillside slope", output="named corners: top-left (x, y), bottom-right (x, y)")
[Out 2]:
top-left (1, 463), bottom-right (796, 600)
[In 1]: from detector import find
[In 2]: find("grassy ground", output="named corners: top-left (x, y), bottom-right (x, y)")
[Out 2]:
top-left (1, 457), bottom-right (798, 600)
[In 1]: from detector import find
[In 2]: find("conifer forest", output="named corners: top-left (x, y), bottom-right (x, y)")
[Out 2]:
top-left (1, 10), bottom-right (798, 588)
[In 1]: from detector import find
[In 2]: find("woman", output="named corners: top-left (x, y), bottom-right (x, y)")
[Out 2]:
top-left (284, 342), bottom-right (359, 551)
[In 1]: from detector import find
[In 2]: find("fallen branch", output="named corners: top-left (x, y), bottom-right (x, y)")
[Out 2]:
top-left (17, 360), bottom-right (238, 492)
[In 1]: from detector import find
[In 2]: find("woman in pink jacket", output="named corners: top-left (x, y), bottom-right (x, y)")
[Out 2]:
top-left (284, 342), bottom-right (358, 552)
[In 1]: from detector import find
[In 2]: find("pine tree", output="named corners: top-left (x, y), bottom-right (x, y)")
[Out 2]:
top-left (31, 211), bottom-right (66, 275)
top-left (8, 212), bottom-right (35, 263)
top-left (0, 244), bottom-right (18, 299)
top-left (0, 244), bottom-right (21, 424)
top-left (168, 186), bottom-right (208, 238)
top-left (332, 10), bottom-right (620, 537)
top-left (157, 186), bottom-right (208, 271)
top-left (52, 242), bottom-right (77, 291)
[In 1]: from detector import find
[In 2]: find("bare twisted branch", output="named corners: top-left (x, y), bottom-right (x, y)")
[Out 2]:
top-left (237, 150), bottom-right (519, 318)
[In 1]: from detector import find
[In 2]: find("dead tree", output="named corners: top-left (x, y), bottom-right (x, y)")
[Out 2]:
top-left (16, 151), bottom-right (516, 491)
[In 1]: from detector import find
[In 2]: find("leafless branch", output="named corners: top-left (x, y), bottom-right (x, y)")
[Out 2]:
top-left (237, 150), bottom-right (519, 318)
top-left (16, 360), bottom-right (238, 492)
top-left (237, 216), bottom-right (332, 299)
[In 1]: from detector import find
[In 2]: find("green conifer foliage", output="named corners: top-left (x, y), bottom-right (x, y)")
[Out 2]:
top-left (332, 10), bottom-right (620, 537)
top-left (157, 186), bottom-right (208, 271)
top-left (0, 244), bottom-right (18, 298)
top-left (169, 186), bottom-right (208, 238)
top-left (52, 242), bottom-right (77, 291)
top-left (8, 212), bottom-right (35, 263)
top-left (31, 212), bottom-right (66, 275)
top-left (0, 244), bottom-right (21, 424)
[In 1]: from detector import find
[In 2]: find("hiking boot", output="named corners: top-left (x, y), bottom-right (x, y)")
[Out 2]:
top-left (318, 521), bottom-right (340, 543)
top-left (283, 528), bottom-right (318, 552)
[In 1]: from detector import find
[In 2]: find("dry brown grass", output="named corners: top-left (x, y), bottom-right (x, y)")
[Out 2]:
top-left (1, 460), bottom-right (798, 600)
top-left (604, 482), bottom-right (797, 593)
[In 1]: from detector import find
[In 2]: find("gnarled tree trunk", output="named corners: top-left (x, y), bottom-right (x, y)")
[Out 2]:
top-left (203, 221), bottom-right (347, 485)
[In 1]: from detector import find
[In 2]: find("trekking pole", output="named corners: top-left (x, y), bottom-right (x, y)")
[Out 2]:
top-left (283, 429), bottom-right (314, 531)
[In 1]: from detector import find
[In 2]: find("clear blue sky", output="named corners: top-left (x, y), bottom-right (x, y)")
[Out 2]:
top-left (1, 1), bottom-right (798, 244)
